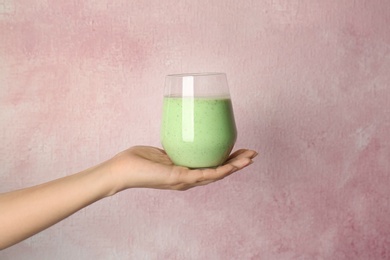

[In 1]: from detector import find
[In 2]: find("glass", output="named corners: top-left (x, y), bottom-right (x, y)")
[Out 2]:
top-left (161, 73), bottom-right (237, 168)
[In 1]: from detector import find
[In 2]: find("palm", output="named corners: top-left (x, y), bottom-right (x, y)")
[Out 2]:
top-left (112, 146), bottom-right (257, 191)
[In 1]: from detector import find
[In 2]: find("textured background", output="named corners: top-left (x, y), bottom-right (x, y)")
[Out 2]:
top-left (1, 0), bottom-right (390, 259)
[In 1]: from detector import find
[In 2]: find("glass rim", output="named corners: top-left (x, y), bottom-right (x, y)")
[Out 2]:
top-left (166, 72), bottom-right (226, 78)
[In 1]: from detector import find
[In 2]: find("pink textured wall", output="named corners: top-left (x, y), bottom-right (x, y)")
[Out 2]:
top-left (1, 0), bottom-right (390, 259)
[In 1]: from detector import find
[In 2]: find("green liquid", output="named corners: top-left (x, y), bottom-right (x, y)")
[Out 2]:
top-left (161, 97), bottom-right (237, 168)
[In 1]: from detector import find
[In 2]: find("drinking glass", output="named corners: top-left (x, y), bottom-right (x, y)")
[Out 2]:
top-left (161, 73), bottom-right (237, 168)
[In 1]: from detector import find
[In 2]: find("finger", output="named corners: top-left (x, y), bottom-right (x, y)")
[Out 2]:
top-left (200, 163), bottom-right (239, 182)
top-left (227, 149), bottom-right (248, 160)
top-left (228, 157), bottom-right (253, 170)
top-left (183, 156), bottom-right (255, 186)
top-left (190, 164), bottom-right (240, 187)
top-left (225, 150), bottom-right (257, 164)
top-left (228, 149), bottom-right (258, 161)
top-left (183, 164), bottom-right (233, 184)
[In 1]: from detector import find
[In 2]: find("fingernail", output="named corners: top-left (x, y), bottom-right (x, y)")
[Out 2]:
top-left (251, 151), bottom-right (258, 158)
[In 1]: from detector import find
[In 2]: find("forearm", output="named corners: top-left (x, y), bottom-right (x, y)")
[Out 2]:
top-left (0, 161), bottom-right (115, 250)
top-left (0, 146), bottom-right (257, 250)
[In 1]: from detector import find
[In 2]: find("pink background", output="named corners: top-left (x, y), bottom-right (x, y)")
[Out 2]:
top-left (1, 0), bottom-right (390, 259)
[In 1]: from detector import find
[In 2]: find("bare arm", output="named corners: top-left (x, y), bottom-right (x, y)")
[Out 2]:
top-left (0, 162), bottom-right (114, 249)
top-left (0, 146), bottom-right (257, 250)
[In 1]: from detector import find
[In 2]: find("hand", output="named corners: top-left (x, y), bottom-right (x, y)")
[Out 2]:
top-left (0, 145), bottom-right (257, 249)
top-left (107, 146), bottom-right (258, 192)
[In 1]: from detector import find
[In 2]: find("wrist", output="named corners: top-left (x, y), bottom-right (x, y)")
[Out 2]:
top-left (99, 153), bottom-right (133, 196)
top-left (82, 159), bottom-right (120, 199)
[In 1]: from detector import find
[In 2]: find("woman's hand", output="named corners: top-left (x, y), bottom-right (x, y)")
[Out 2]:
top-left (107, 146), bottom-right (258, 193)
top-left (0, 146), bottom-right (257, 249)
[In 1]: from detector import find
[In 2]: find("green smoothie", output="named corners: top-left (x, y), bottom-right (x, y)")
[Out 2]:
top-left (161, 96), bottom-right (237, 168)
